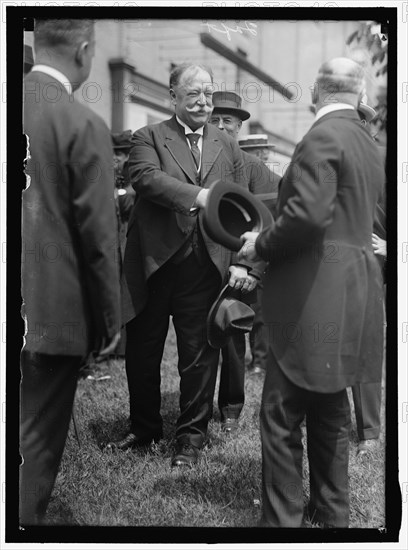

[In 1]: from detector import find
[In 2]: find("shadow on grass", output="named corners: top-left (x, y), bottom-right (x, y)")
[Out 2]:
top-left (152, 455), bottom-right (262, 513)
top-left (87, 390), bottom-right (186, 449)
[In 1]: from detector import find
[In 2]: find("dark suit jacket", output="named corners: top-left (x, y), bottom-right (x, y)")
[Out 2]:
top-left (242, 151), bottom-right (278, 193)
top-left (240, 150), bottom-right (280, 279)
top-left (22, 71), bottom-right (121, 356)
top-left (256, 109), bottom-right (385, 393)
top-left (122, 116), bottom-right (249, 324)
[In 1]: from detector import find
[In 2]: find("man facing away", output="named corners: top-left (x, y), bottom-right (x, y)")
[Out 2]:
top-left (21, 19), bottom-right (121, 525)
top-left (239, 57), bottom-right (385, 527)
top-left (109, 63), bottom-right (258, 467)
top-left (209, 91), bottom-right (279, 432)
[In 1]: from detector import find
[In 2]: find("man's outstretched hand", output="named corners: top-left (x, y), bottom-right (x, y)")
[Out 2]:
top-left (237, 232), bottom-right (261, 262)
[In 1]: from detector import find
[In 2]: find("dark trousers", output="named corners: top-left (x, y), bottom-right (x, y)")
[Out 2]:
top-left (351, 382), bottom-right (382, 440)
top-left (125, 252), bottom-right (221, 449)
top-left (351, 291), bottom-right (385, 441)
top-left (19, 350), bottom-right (82, 525)
top-left (249, 293), bottom-right (268, 371)
top-left (218, 332), bottom-right (246, 421)
top-left (260, 348), bottom-right (351, 527)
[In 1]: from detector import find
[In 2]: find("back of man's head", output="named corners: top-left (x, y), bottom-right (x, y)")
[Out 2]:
top-left (314, 57), bottom-right (365, 108)
top-left (33, 19), bottom-right (95, 90)
top-left (34, 19), bottom-right (94, 54)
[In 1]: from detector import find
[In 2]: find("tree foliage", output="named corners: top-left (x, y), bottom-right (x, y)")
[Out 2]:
top-left (347, 21), bottom-right (387, 133)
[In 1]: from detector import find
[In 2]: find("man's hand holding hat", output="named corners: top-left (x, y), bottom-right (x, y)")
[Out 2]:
top-left (238, 231), bottom-right (262, 262)
top-left (194, 188), bottom-right (209, 209)
top-left (228, 265), bottom-right (258, 293)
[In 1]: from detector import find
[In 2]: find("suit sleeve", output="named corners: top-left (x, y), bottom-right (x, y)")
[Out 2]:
top-left (230, 137), bottom-right (247, 188)
top-left (256, 127), bottom-right (340, 264)
top-left (128, 127), bottom-right (201, 214)
top-left (69, 114), bottom-right (121, 346)
top-left (244, 157), bottom-right (280, 278)
top-left (217, 139), bottom-right (269, 277)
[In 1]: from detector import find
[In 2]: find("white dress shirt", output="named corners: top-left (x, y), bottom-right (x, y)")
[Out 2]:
top-left (314, 103), bottom-right (354, 123)
top-left (176, 115), bottom-right (204, 172)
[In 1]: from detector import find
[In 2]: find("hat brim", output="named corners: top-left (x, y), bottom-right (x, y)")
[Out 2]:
top-left (212, 107), bottom-right (251, 121)
top-left (207, 285), bottom-right (254, 349)
top-left (202, 180), bottom-right (274, 252)
top-left (240, 143), bottom-right (275, 149)
top-left (357, 103), bottom-right (377, 122)
top-left (207, 285), bottom-right (231, 348)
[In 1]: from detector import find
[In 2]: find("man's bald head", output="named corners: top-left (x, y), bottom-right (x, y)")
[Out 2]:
top-left (313, 57), bottom-right (365, 110)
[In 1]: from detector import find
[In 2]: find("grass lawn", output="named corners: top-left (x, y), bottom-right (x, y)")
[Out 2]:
top-left (46, 324), bottom-right (386, 530)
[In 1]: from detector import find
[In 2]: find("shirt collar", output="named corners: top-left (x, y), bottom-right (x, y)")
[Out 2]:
top-left (31, 65), bottom-right (73, 95)
top-left (314, 103), bottom-right (354, 122)
top-left (176, 115), bottom-right (204, 137)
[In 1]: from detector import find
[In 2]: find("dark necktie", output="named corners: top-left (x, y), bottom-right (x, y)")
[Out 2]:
top-left (186, 133), bottom-right (201, 171)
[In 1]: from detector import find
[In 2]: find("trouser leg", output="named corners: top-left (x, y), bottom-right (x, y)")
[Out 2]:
top-left (172, 253), bottom-right (221, 448)
top-left (125, 265), bottom-right (173, 439)
top-left (19, 350), bottom-right (81, 525)
top-left (249, 294), bottom-right (268, 371)
top-left (260, 348), bottom-right (306, 527)
top-left (351, 382), bottom-right (382, 441)
top-left (306, 389), bottom-right (351, 527)
top-left (218, 332), bottom-right (245, 421)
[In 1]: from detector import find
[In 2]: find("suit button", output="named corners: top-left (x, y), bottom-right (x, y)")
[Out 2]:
top-left (196, 176), bottom-right (201, 184)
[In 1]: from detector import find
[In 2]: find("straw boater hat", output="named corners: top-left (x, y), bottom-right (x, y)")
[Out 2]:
top-left (357, 102), bottom-right (377, 122)
top-left (238, 134), bottom-right (275, 150)
top-left (212, 91), bottom-right (251, 121)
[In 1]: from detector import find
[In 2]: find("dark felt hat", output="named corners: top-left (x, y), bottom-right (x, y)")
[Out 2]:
top-left (111, 129), bottom-right (134, 151)
top-left (238, 134), bottom-right (275, 150)
top-left (212, 91), bottom-right (251, 121)
top-left (207, 285), bottom-right (255, 349)
top-left (24, 44), bottom-right (34, 74)
top-left (202, 180), bottom-right (274, 252)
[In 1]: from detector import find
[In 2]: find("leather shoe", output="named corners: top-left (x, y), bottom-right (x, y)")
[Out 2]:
top-left (105, 432), bottom-right (160, 451)
top-left (357, 438), bottom-right (379, 457)
top-left (221, 418), bottom-right (239, 433)
top-left (171, 442), bottom-right (200, 467)
top-left (249, 365), bottom-right (264, 375)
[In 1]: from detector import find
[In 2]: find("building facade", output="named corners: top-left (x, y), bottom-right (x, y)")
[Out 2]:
top-left (24, 18), bottom-right (384, 174)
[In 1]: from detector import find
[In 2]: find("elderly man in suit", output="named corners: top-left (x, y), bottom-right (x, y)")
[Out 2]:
top-left (109, 63), bottom-right (255, 467)
top-left (209, 92), bottom-right (279, 432)
top-left (239, 57), bottom-right (385, 527)
top-left (21, 19), bottom-right (121, 525)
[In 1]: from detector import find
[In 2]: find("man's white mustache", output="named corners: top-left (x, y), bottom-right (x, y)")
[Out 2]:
top-left (186, 106), bottom-right (212, 113)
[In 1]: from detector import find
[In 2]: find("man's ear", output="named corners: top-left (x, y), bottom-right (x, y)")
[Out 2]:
top-left (169, 88), bottom-right (177, 107)
top-left (75, 41), bottom-right (89, 67)
top-left (311, 82), bottom-right (318, 105)
top-left (238, 120), bottom-right (242, 131)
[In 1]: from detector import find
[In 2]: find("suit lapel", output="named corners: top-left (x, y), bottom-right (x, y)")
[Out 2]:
top-left (201, 125), bottom-right (222, 183)
top-left (164, 117), bottom-right (198, 185)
